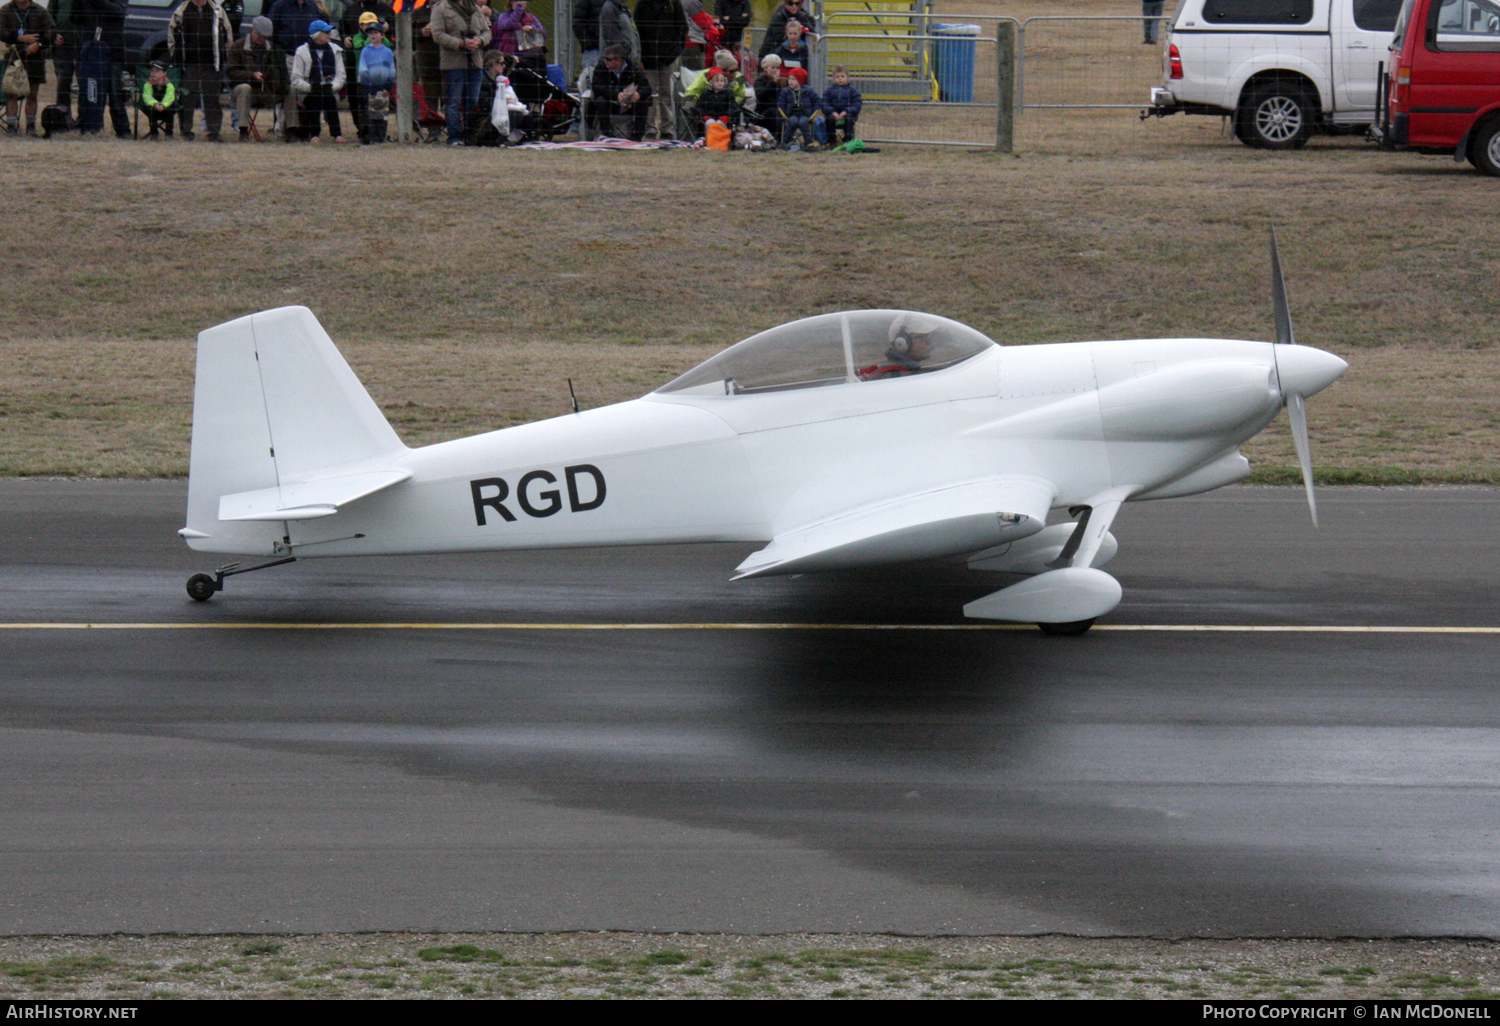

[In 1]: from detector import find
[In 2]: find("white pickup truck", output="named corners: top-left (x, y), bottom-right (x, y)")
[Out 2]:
top-left (1146, 0), bottom-right (1402, 148)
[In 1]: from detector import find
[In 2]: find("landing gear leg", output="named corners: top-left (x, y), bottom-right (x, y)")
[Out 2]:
top-left (185, 557), bottom-right (297, 602)
top-left (1037, 618), bottom-right (1096, 637)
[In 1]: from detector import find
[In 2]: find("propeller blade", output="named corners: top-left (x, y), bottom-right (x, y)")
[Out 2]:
top-left (1287, 391), bottom-right (1318, 528)
top-left (1270, 225), bottom-right (1296, 348)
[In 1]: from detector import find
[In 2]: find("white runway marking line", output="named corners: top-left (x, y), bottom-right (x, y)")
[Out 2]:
top-left (2, 623), bottom-right (1499, 633)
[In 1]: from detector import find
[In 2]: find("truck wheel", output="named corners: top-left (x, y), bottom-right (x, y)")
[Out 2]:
top-left (1471, 119), bottom-right (1500, 177)
top-left (1237, 83), bottom-right (1315, 150)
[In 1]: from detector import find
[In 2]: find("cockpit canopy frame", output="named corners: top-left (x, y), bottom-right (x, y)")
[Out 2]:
top-left (657, 310), bottom-right (998, 397)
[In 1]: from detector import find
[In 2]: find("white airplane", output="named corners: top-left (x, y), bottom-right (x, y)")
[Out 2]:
top-left (180, 235), bottom-right (1346, 634)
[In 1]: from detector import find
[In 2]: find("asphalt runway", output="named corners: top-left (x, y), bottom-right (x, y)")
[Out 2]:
top-left (3, 480), bottom-right (1499, 937)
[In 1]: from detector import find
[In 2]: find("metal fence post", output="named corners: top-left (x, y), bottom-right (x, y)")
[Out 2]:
top-left (397, 8), bottom-right (414, 144)
top-left (996, 20), bottom-right (1014, 153)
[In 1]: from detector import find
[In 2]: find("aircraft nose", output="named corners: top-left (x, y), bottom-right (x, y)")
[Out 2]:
top-left (1277, 345), bottom-right (1347, 398)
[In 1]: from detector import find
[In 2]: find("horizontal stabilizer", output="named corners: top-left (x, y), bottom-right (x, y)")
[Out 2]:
top-left (734, 476), bottom-right (1053, 579)
top-left (219, 469), bottom-right (412, 522)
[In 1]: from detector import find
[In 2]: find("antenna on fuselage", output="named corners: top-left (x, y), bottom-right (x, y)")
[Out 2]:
top-left (567, 378), bottom-right (580, 414)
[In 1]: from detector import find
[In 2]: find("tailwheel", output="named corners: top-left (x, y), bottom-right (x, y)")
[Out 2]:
top-left (186, 573), bottom-right (219, 602)
top-left (1037, 618), bottom-right (1095, 637)
top-left (184, 556), bottom-right (297, 602)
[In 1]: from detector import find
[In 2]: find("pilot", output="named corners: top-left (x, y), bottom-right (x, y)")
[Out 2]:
top-left (857, 314), bottom-right (939, 380)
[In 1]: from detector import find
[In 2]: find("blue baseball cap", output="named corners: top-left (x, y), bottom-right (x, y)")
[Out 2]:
top-left (309, 19), bottom-right (334, 34)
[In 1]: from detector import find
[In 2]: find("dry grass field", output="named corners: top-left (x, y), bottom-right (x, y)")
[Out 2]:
top-left (1, 4), bottom-right (1496, 480)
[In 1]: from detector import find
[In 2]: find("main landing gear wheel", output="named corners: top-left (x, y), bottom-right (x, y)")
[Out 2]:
top-left (1037, 618), bottom-right (1096, 637)
top-left (186, 573), bottom-right (218, 602)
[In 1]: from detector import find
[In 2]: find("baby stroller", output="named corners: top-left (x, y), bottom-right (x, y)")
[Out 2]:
top-left (501, 58), bottom-right (579, 141)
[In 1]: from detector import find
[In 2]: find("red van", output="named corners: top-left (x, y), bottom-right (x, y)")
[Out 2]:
top-left (1375, 0), bottom-right (1500, 174)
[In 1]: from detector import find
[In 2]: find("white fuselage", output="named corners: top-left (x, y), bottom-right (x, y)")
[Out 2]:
top-left (240, 337), bottom-right (1291, 562)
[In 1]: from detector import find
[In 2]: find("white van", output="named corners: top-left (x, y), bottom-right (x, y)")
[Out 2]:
top-left (1145, 0), bottom-right (1403, 148)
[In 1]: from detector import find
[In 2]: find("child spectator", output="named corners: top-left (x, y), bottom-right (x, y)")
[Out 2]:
top-left (358, 22), bottom-right (395, 142)
top-left (682, 48), bottom-right (745, 106)
top-left (770, 18), bottom-right (810, 70)
top-left (777, 65), bottom-right (818, 150)
top-left (757, 0), bottom-right (815, 60)
top-left (687, 65), bottom-right (739, 137)
top-left (139, 60), bottom-right (178, 138)
top-left (820, 65), bottom-right (860, 146)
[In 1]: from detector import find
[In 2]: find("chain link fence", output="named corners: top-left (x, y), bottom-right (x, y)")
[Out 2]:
top-left (1018, 15), bottom-right (1169, 110)
top-left (819, 10), bottom-right (1171, 149)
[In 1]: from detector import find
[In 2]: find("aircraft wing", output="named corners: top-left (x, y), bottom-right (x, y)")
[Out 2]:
top-left (217, 469), bottom-right (413, 522)
top-left (732, 476), bottom-right (1054, 579)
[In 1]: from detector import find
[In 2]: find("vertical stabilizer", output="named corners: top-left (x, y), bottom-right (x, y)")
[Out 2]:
top-left (182, 307), bottom-right (407, 554)
top-left (252, 306), bottom-right (406, 481)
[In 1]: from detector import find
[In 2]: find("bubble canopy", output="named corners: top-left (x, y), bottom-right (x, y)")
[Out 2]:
top-left (656, 310), bottom-right (998, 397)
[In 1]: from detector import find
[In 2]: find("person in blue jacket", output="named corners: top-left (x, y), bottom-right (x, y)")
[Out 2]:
top-left (820, 64), bottom-right (860, 145)
top-left (776, 65), bottom-right (818, 149)
top-left (357, 22), bottom-right (395, 142)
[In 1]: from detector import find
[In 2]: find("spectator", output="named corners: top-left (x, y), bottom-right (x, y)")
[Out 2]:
top-left (227, 15), bottom-right (287, 140)
top-left (770, 18), bottom-right (810, 70)
top-left (717, 0), bottom-right (749, 50)
top-left (75, 0), bottom-right (130, 136)
top-left (341, 0), bottom-right (394, 40)
top-left (167, 0), bottom-right (233, 141)
top-left (291, 18), bottom-right (346, 141)
top-left (342, 10), bottom-right (380, 142)
top-left (750, 50), bottom-right (781, 138)
top-left (586, 42), bottom-right (650, 140)
top-left (599, 0), bottom-right (639, 68)
top-left (268, 0), bottom-right (321, 55)
top-left (777, 65), bottom-right (817, 149)
top-left (321, 0), bottom-right (347, 35)
top-left (679, 0), bottom-right (717, 70)
top-left (138, 59), bottom-right (178, 137)
top-left (493, 0), bottom-right (545, 67)
top-left (48, 0), bottom-right (79, 117)
top-left (358, 22), bottom-right (394, 142)
top-left (413, 0), bottom-right (443, 129)
top-left (572, 0), bottom-right (604, 71)
top-left (474, 49), bottom-right (531, 143)
top-left (633, 0), bottom-right (683, 140)
top-left (820, 64), bottom-right (859, 145)
top-left (0, 0), bottom-right (56, 136)
top-left (493, 0), bottom-right (544, 108)
top-left (1143, 0), bottom-right (1165, 44)
top-left (686, 65), bottom-right (739, 136)
top-left (682, 47), bottom-right (744, 104)
top-left (429, 0), bottom-right (491, 145)
top-left (758, 0), bottom-right (814, 59)
top-left (269, 0), bottom-right (321, 137)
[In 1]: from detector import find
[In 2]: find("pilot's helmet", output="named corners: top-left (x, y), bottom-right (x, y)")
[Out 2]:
top-left (888, 313), bottom-right (941, 356)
